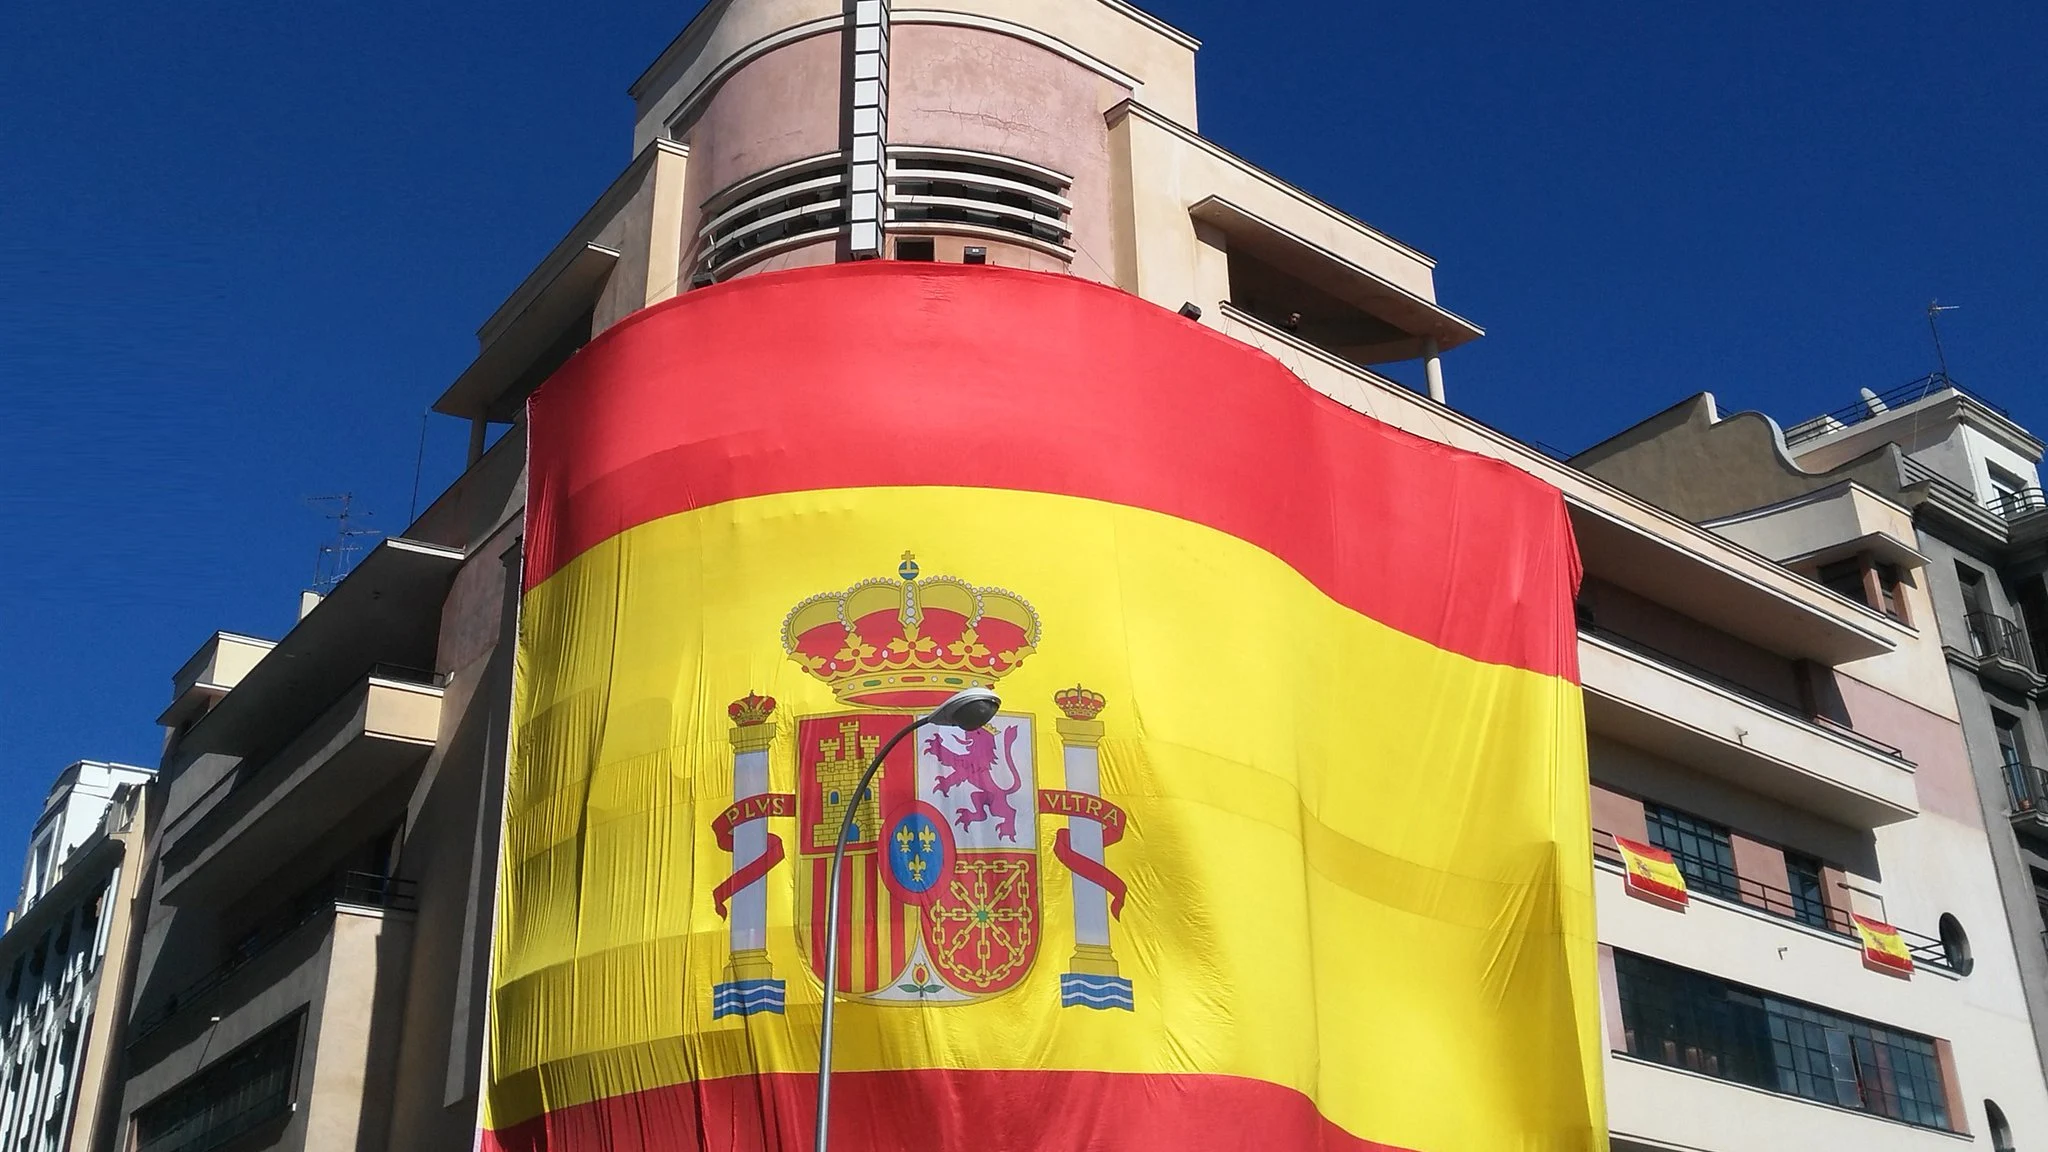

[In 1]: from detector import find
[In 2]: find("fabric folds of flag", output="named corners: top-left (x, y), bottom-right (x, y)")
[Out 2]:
top-left (485, 263), bottom-right (1606, 1152)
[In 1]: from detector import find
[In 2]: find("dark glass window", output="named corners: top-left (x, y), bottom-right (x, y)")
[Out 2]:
top-left (1998, 713), bottom-right (2036, 812)
top-left (1784, 852), bottom-right (1831, 930)
top-left (134, 1012), bottom-right (303, 1152)
top-left (1616, 951), bottom-right (1952, 1131)
top-left (1644, 804), bottom-right (1741, 901)
top-left (1816, 559), bottom-right (1870, 605)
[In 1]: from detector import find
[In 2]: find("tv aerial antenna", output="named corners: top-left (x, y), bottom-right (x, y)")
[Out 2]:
top-left (1926, 300), bottom-right (1960, 383)
top-left (307, 493), bottom-right (380, 592)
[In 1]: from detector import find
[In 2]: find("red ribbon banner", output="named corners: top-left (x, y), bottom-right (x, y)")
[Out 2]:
top-left (710, 793), bottom-right (795, 918)
top-left (1039, 789), bottom-right (1128, 918)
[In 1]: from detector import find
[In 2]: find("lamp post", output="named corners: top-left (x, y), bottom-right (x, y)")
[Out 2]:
top-left (814, 685), bottom-right (1001, 1152)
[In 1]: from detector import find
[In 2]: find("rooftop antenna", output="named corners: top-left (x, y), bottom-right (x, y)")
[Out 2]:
top-left (1927, 300), bottom-right (1960, 385)
top-left (307, 493), bottom-right (380, 592)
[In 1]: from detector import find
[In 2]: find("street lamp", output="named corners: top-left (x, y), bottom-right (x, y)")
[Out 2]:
top-left (814, 686), bottom-right (1000, 1152)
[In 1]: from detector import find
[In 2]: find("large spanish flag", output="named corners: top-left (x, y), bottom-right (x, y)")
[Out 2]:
top-left (487, 263), bottom-right (1604, 1151)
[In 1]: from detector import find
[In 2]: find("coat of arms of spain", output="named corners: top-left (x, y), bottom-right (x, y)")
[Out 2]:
top-left (708, 554), bottom-right (1133, 1018)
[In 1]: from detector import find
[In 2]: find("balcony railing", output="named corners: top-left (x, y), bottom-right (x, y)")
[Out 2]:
top-left (128, 872), bottom-right (416, 1043)
top-left (1578, 621), bottom-right (1909, 762)
top-left (1594, 832), bottom-right (1959, 972)
top-left (1990, 488), bottom-right (2048, 521)
top-left (1965, 612), bottom-right (2037, 672)
top-left (2004, 762), bottom-right (2048, 818)
top-left (1783, 373), bottom-right (2007, 448)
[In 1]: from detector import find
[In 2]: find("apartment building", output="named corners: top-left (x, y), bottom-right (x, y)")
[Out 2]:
top-left (93, 1), bottom-right (2048, 1149)
top-left (0, 761), bottom-right (154, 1152)
top-left (1575, 376), bottom-right (2048, 1122)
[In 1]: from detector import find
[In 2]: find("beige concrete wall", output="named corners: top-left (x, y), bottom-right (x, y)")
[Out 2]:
top-left (1110, 103), bottom-right (1439, 318)
top-left (1581, 634), bottom-right (1922, 825)
top-left (644, 145), bottom-right (689, 307)
top-left (362, 681), bottom-right (444, 744)
top-left (1706, 482), bottom-right (1918, 565)
top-left (303, 909), bottom-right (412, 1151)
top-left (68, 815), bottom-right (149, 1152)
top-left (589, 160), bottom-right (659, 336)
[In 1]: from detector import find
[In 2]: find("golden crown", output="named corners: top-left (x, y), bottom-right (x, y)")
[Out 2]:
top-left (782, 553), bottom-right (1040, 707)
top-left (1054, 685), bottom-right (1106, 721)
top-left (727, 691), bottom-right (777, 727)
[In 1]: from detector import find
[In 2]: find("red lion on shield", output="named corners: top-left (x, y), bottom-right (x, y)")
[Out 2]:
top-left (925, 725), bottom-right (1027, 842)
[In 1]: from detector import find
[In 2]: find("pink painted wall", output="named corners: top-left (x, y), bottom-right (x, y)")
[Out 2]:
top-left (1590, 782), bottom-right (1647, 848)
top-left (889, 24), bottom-right (1130, 283)
top-left (675, 33), bottom-right (845, 276)
top-left (1834, 671), bottom-right (1979, 827)
top-left (1730, 833), bottom-right (1789, 911)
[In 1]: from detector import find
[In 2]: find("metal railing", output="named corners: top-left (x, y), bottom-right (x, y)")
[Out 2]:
top-left (2004, 762), bottom-right (2048, 818)
top-left (1783, 373), bottom-right (2006, 448)
top-left (366, 663), bottom-right (448, 688)
top-left (1965, 612), bottom-right (2037, 671)
top-left (128, 872), bottom-right (416, 1043)
top-left (1578, 621), bottom-right (1909, 761)
top-left (1594, 832), bottom-right (1958, 972)
top-left (1990, 487), bottom-right (2048, 521)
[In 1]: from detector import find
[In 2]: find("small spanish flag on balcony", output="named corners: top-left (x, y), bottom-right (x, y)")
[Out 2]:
top-left (484, 264), bottom-right (1605, 1152)
top-left (1854, 914), bottom-right (1916, 977)
top-left (1614, 836), bottom-right (1690, 908)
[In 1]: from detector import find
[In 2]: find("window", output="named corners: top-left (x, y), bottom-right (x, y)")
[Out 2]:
top-left (80, 888), bottom-right (103, 958)
top-left (1959, 563), bottom-right (1993, 619)
top-left (1816, 559), bottom-right (1869, 604)
top-left (1989, 464), bottom-right (2031, 517)
top-left (1644, 804), bottom-right (1741, 901)
top-left (1813, 557), bottom-right (1908, 622)
top-left (133, 1012), bottom-right (302, 1152)
top-left (1784, 852), bottom-right (1831, 930)
top-left (893, 236), bottom-right (935, 261)
top-left (1875, 563), bottom-right (1908, 622)
top-left (1999, 712), bottom-right (2036, 812)
top-left (1615, 950), bottom-right (1952, 1130)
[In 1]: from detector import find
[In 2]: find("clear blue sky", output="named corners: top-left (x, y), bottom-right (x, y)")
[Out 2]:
top-left (1, 1), bottom-right (2042, 871)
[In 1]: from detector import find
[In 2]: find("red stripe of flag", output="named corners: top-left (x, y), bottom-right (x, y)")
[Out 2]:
top-left (481, 1069), bottom-right (1421, 1152)
top-left (525, 263), bottom-right (1579, 681)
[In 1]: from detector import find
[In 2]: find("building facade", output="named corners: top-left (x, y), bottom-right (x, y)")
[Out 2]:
top-left (0, 761), bottom-right (154, 1152)
top-left (1576, 376), bottom-right (2048, 1123)
top-left (93, 2), bottom-right (2048, 1150)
